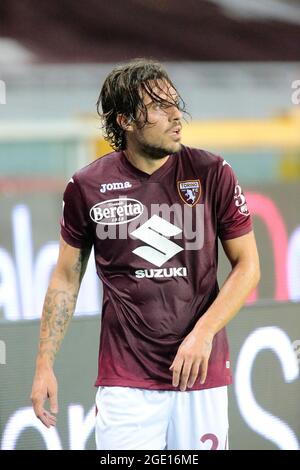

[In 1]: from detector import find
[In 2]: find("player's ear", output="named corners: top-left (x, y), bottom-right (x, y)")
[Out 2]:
top-left (117, 114), bottom-right (134, 132)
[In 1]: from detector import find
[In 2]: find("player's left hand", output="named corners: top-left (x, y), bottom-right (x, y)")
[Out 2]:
top-left (169, 328), bottom-right (213, 391)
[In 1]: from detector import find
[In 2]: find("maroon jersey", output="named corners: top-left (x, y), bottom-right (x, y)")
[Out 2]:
top-left (61, 145), bottom-right (252, 390)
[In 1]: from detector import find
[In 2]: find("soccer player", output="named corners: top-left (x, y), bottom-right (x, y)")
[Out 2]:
top-left (31, 59), bottom-right (260, 450)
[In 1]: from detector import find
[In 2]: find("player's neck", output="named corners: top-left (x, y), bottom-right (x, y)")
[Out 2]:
top-left (123, 148), bottom-right (169, 175)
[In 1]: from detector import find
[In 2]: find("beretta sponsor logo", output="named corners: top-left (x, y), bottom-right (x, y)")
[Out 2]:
top-left (90, 198), bottom-right (143, 225)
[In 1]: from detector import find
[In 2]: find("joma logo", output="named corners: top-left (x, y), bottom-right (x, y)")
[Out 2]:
top-left (100, 182), bottom-right (132, 193)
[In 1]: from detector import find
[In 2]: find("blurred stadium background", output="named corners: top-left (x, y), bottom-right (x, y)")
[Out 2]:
top-left (0, 0), bottom-right (300, 450)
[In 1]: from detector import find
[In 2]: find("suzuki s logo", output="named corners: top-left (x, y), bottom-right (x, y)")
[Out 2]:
top-left (131, 215), bottom-right (183, 267)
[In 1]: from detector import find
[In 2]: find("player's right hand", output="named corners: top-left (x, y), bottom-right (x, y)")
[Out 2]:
top-left (30, 367), bottom-right (58, 428)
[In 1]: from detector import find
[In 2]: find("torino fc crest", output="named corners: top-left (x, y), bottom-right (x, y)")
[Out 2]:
top-left (177, 180), bottom-right (201, 207)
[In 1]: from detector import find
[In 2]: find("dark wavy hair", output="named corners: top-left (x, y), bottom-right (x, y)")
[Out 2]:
top-left (96, 59), bottom-right (186, 151)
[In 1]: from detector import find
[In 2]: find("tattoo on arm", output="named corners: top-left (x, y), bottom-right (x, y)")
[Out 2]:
top-left (38, 247), bottom-right (91, 364)
top-left (39, 288), bottom-right (77, 363)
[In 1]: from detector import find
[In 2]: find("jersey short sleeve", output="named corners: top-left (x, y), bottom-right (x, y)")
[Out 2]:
top-left (216, 160), bottom-right (252, 240)
top-left (60, 177), bottom-right (92, 249)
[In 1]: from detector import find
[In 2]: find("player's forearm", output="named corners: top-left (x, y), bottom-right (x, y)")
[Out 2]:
top-left (193, 260), bottom-right (260, 338)
top-left (36, 277), bottom-right (80, 368)
top-left (35, 245), bottom-right (91, 369)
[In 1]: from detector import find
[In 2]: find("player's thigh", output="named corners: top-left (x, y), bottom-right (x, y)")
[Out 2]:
top-left (95, 386), bottom-right (171, 450)
top-left (167, 386), bottom-right (229, 450)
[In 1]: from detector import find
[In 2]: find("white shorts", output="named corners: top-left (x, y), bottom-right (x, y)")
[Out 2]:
top-left (95, 385), bottom-right (229, 450)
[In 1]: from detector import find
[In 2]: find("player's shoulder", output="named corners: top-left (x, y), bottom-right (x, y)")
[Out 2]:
top-left (72, 150), bottom-right (121, 183)
top-left (181, 145), bottom-right (224, 172)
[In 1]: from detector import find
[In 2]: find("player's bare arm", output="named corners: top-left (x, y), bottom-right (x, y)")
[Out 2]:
top-left (170, 230), bottom-right (260, 391)
top-left (31, 236), bottom-right (91, 428)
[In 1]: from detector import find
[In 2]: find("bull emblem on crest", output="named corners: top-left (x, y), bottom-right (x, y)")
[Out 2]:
top-left (177, 180), bottom-right (201, 207)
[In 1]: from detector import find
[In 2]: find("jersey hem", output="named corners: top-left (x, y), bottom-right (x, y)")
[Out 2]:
top-left (94, 376), bottom-right (232, 391)
top-left (60, 227), bottom-right (91, 249)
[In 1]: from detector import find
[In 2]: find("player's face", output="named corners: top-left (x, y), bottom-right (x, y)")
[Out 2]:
top-left (131, 80), bottom-right (183, 159)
